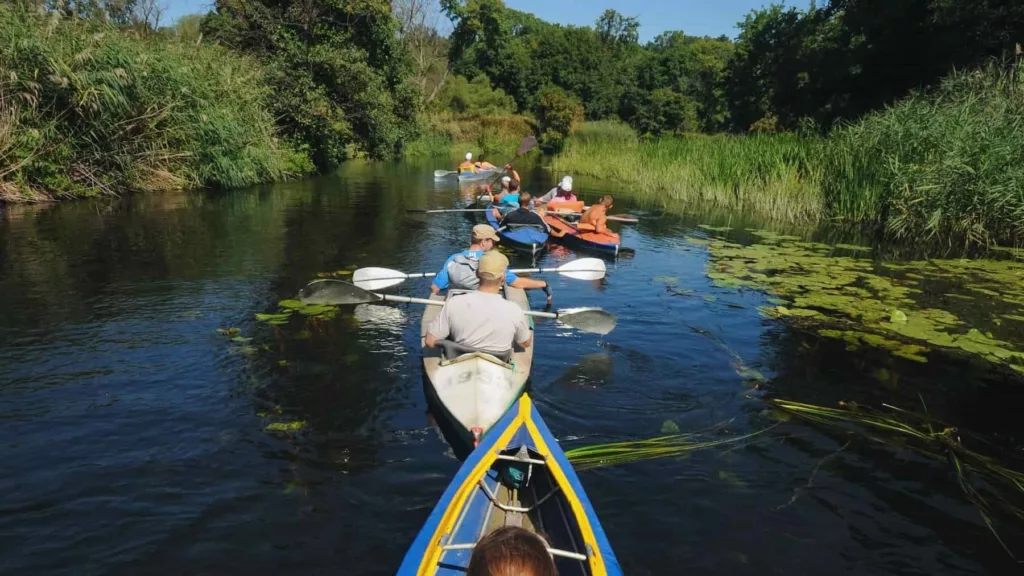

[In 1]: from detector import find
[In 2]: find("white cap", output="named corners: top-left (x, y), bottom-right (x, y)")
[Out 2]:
top-left (560, 176), bottom-right (573, 192)
top-left (465, 152), bottom-right (473, 160)
top-left (501, 176), bottom-right (511, 184)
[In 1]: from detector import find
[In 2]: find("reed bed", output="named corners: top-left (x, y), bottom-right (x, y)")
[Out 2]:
top-left (0, 7), bottom-right (299, 201)
top-left (551, 121), bottom-right (824, 223)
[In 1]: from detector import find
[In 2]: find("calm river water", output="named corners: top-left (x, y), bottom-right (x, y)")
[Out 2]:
top-left (2, 160), bottom-right (1022, 574)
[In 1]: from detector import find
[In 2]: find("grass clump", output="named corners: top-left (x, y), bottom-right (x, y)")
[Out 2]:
top-left (552, 122), bottom-right (823, 222)
top-left (0, 7), bottom-right (301, 201)
top-left (822, 64), bottom-right (1024, 247)
top-left (404, 112), bottom-right (536, 161)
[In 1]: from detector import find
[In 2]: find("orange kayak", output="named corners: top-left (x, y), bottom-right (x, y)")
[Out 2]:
top-left (543, 213), bottom-right (620, 257)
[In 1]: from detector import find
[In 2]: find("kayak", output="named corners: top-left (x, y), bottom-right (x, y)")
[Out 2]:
top-left (398, 393), bottom-right (622, 575)
top-left (458, 168), bottom-right (497, 181)
top-left (420, 287), bottom-right (534, 449)
top-left (485, 205), bottom-right (549, 256)
top-left (544, 213), bottom-right (620, 258)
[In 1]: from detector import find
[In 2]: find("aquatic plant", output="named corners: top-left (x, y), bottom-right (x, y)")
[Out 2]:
top-left (770, 398), bottom-right (1024, 560)
top-left (565, 421), bottom-right (774, 471)
top-left (701, 230), bottom-right (1024, 376)
top-left (254, 297), bottom-right (339, 326)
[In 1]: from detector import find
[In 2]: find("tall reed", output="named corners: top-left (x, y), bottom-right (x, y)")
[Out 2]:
top-left (0, 7), bottom-right (300, 201)
top-left (551, 121), bottom-right (825, 222)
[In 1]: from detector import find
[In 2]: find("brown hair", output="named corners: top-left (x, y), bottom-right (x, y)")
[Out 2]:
top-left (466, 527), bottom-right (557, 576)
top-left (599, 195), bottom-right (614, 206)
top-left (518, 192), bottom-right (532, 207)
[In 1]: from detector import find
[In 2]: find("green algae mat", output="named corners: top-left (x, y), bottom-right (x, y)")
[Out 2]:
top-left (700, 229), bottom-right (1024, 377)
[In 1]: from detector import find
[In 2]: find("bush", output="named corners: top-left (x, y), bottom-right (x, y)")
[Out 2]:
top-left (535, 85), bottom-right (584, 153)
top-left (629, 88), bottom-right (699, 136)
top-left (434, 74), bottom-right (516, 117)
top-left (0, 7), bottom-right (297, 200)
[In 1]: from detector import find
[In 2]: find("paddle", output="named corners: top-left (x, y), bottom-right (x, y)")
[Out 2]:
top-left (486, 135), bottom-right (537, 188)
top-left (434, 169), bottom-right (457, 178)
top-left (352, 258), bottom-right (607, 291)
top-left (406, 208), bottom-right (493, 214)
top-left (298, 280), bottom-right (617, 335)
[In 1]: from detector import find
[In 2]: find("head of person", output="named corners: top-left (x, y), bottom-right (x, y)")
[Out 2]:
top-left (465, 152), bottom-right (473, 161)
top-left (476, 250), bottom-right (509, 290)
top-left (518, 192), bottom-right (532, 208)
top-left (599, 194), bottom-right (614, 208)
top-left (471, 224), bottom-right (500, 250)
top-left (509, 180), bottom-right (520, 193)
top-left (501, 176), bottom-right (512, 191)
top-left (557, 176), bottom-right (573, 197)
top-left (466, 527), bottom-right (557, 576)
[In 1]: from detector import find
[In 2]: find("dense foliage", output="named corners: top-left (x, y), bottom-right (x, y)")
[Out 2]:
top-left (201, 0), bottom-right (419, 170)
top-left (0, 6), bottom-right (295, 201)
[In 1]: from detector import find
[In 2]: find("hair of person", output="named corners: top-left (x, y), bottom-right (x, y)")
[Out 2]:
top-left (476, 273), bottom-right (504, 289)
top-left (509, 180), bottom-right (520, 192)
top-left (466, 526), bottom-right (557, 576)
top-left (518, 192), bottom-right (532, 207)
top-left (600, 195), bottom-right (614, 206)
top-left (472, 231), bottom-right (492, 244)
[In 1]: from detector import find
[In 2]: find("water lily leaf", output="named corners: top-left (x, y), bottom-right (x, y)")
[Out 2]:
top-left (661, 420), bottom-right (680, 434)
top-left (835, 243), bottom-right (871, 252)
top-left (279, 299), bottom-right (304, 309)
top-left (685, 237), bottom-right (709, 246)
top-left (256, 312), bottom-right (292, 322)
top-left (266, 420), bottom-right (307, 433)
top-left (230, 336), bottom-right (252, 343)
top-left (298, 304), bottom-right (335, 316)
top-left (698, 224), bottom-right (732, 232)
top-left (216, 327), bottom-right (240, 337)
top-left (890, 309), bottom-right (908, 324)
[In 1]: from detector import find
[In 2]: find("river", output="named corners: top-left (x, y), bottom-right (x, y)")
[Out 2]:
top-left (1, 160), bottom-right (1022, 575)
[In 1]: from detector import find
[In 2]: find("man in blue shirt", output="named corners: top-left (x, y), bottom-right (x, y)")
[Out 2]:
top-left (430, 224), bottom-right (552, 303)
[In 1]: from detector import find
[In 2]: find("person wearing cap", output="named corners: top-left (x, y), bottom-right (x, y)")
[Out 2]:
top-left (492, 192), bottom-right (550, 233)
top-left (536, 176), bottom-right (577, 205)
top-left (430, 224), bottom-right (552, 301)
top-left (459, 152), bottom-right (477, 174)
top-left (425, 250), bottom-right (533, 354)
top-left (489, 165), bottom-right (522, 207)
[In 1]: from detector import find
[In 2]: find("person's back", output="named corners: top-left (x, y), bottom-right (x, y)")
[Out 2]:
top-left (580, 195), bottom-right (614, 234)
top-left (428, 291), bottom-right (528, 354)
top-left (460, 152), bottom-right (476, 173)
top-left (466, 526), bottom-right (558, 576)
top-left (500, 192), bottom-right (548, 231)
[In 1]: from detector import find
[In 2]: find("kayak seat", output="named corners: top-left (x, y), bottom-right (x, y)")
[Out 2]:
top-left (436, 339), bottom-right (512, 363)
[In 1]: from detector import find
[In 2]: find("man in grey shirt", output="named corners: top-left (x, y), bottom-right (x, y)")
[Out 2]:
top-left (425, 251), bottom-right (533, 354)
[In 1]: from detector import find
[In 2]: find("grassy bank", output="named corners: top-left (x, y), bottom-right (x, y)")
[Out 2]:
top-left (551, 121), bottom-right (824, 222)
top-left (553, 64), bottom-right (1024, 247)
top-left (0, 8), bottom-right (306, 202)
top-left (404, 112), bottom-right (536, 162)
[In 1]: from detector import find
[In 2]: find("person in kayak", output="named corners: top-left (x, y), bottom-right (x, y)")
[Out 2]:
top-left (489, 165), bottom-right (522, 207)
top-left (492, 192), bottom-right (550, 233)
top-left (430, 224), bottom-right (551, 302)
top-left (536, 175), bottom-right (577, 205)
top-left (465, 526), bottom-right (557, 576)
top-left (579, 194), bottom-right (615, 235)
top-left (458, 152), bottom-right (477, 174)
top-left (425, 251), bottom-right (534, 355)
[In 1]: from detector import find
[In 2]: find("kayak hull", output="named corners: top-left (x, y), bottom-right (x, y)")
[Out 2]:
top-left (458, 169), bottom-right (497, 181)
top-left (420, 288), bottom-right (534, 451)
top-left (544, 213), bottom-right (621, 258)
top-left (485, 205), bottom-right (549, 256)
top-left (398, 394), bottom-right (622, 575)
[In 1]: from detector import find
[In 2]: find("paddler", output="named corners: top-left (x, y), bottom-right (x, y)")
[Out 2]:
top-left (579, 195), bottom-right (615, 235)
top-left (430, 224), bottom-right (552, 302)
top-left (458, 152), bottom-right (477, 174)
top-left (492, 192), bottom-right (550, 233)
top-left (489, 165), bottom-right (522, 207)
top-left (425, 250), bottom-right (533, 354)
top-left (535, 175), bottom-right (577, 206)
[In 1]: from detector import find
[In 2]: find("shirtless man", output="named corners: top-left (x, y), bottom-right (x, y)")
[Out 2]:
top-left (579, 195), bottom-right (614, 235)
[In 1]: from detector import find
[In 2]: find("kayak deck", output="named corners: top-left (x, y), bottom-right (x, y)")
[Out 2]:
top-left (398, 394), bottom-right (622, 575)
top-left (485, 205), bottom-right (548, 255)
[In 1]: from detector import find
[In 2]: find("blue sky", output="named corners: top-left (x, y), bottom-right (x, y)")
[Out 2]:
top-left (164, 0), bottom-right (778, 42)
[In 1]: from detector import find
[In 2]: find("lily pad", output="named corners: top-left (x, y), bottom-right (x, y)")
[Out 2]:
top-left (279, 299), bottom-right (304, 310)
top-left (661, 420), bottom-right (680, 434)
top-left (266, 420), bottom-right (307, 433)
top-left (890, 309), bottom-right (908, 324)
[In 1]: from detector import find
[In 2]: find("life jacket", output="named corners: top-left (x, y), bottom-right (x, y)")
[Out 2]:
top-left (459, 161), bottom-right (476, 174)
top-left (446, 252), bottom-right (481, 290)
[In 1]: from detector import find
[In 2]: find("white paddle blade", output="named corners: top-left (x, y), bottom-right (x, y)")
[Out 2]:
top-left (559, 258), bottom-right (607, 281)
top-left (353, 267), bottom-right (408, 291)
top-left (556, 307), bottom-right (617, 335)
top-left (434, 169), bottom-right (455, 178)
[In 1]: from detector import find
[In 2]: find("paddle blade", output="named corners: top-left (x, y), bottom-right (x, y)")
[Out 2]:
top-left (299, 279), bottom-right (379, 305)
top-left (557, 258), bottom-right (606, 281)
top-left (352, 267), bottom-right (407, 291)
top-left (434, 169), bottom-right (454, 178)
top-left (556, 307), bottom-right (617, 335)
top-left (516, 135), bottom-right (538, 156)
top-left (607, 215), bottom-right (639, 224)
